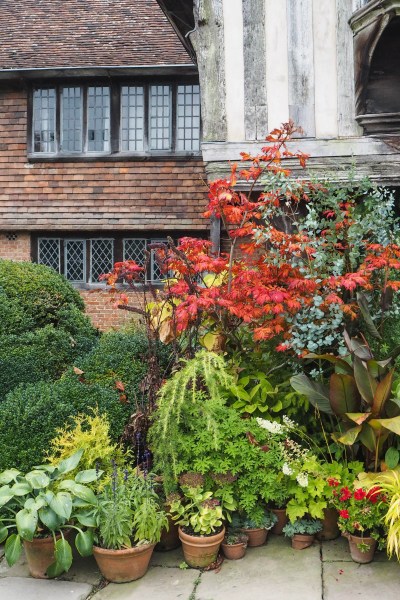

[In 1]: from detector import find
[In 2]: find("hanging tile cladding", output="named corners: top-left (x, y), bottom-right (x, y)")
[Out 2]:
top-left (0, 0), bottom-right (192, 69)
top-left (0, 88), bottom-right (208, 231)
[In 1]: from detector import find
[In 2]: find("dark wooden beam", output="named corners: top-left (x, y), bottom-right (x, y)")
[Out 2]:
top-left (156, 1), bottom-right (197, 63)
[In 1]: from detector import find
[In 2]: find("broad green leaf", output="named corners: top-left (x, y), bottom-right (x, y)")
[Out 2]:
top-left (337, 425), bottom-right (362, 445)
top-left (75, 470), bottom-right (101, 484)
top-left (329, 374), bottom-right (360, 415)
top-left (345, 412), bottom-right (370, 425)
top-left (0, 525), bottom-right (8, 544)
top-left (0, 485), bottom-right (13, 507)
top-left (249, 384), bottom-right (261, 399)
top-left (271, 400), bottom-right (283, 412)
top-left (38, 506), bottom-right (63, 530)
top-left (371, 416), bottom-right (400, 436)
top-left (75, 529), bottom-right (94, 557)
top-left (76, 511), bottom-right (97, 528)
top-left (372, 369), bottom-right (394, 416)
top-left (0, 469), bottom-right (20, 485)
top-left (50, 492), bottom-right (72, 520)
top-left (385, 447), bottom-right (400, 469)
top-left (16, 509), bottom-right (38, 541)
top-left (358, 424), bottom-right (377, 453)
top-left (57, 480), bottom-right (75, 492)
top-left (356, 291), bottom-right (381, 340)
top-left (25, 471), bottom-right (50, 490)
top-left (46, 560), bottom-right (66, 579)
top-left (304, 353), bottom-right (353, 374)
top-left (290, 374), bottom-right (333, 414)
top-left (245, 405), bottom-right (257, 413)
top-left (70, 484), bottom-right (97, 506)
top-left (54, 537), bottom-right (73, 572)
top-left (238, 376), bottom-right (250, 386)
top-left (56, 449), bottom-right (83, 475)
top-left (344, 331), bottom-right (374, 360)
top-left (354, 356), bottom-right (376, 405)
top-left (10, 482), bottom-right (32, 496)
top-left (5, 534), bottom-right (22, 567)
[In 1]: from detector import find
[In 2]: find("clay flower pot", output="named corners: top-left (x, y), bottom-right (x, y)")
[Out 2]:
top-left (271, 508), bottom-right (288, 536)
top-left (347, 533), bottom-right (376, 564)
top-left (156, 514), bottom-right (181, 551)
top-left (93, 542), bottom-right (155, 583)
top-left (240, 527), bottom-right (268, 547)
top-left (24, 536), bottom-right (59, 579)
top-left (291, 534), bottom-right (315, 550)
top-left (316, 508), bottom-right (340, 541)
top-left (221, 541), bottom-right (246, 560)
top-left (178, 526), bottom-right (225, 568)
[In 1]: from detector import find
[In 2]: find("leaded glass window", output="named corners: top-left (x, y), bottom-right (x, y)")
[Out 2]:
top-left (38, 238), bottom-right (60, 271)
top-left (33, 89), bottom-right (56, 153)
top-left (149, 85), bottom-right (172, 151)
top-left (87, 87), bottom-right (110, 152)
top-left (176, 85), bottom-right (201, 152)
top-left (65, 240), bottom-right (85, 282)
top-left (121, 86), bottom-right (145, 152)
top-left (90, 239), bottom-right (114, 283)
top-left (61, 87), bottom-right (83, 153)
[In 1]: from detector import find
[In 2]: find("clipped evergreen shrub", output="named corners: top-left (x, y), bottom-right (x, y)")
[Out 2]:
top-left (0, 378), bottom-right (130, 471)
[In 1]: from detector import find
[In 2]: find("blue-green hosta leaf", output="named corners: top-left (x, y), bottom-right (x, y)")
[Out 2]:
top-left (0, 469), bottom-right (20, 485)
top-left (385, 447), bottom-right (400, 469)
top-left (10, 482), bottom-right (32, 496)
top-left (5, 534), bottom-right (22, 567)
top-left (49, 492), bottom-right (72, 520)
top-left (56, 450), bottom-right (84, 475)
top-left (38, 506), bottom-right (63, 530)
top-left (46, 560), bottom-right (66, 579)
top-left (0, 485), bottom-right (13, 507)
top-left (74, 470), bottom-right (101, 484)
top-left (76, 510), bottom-right (97, 528)
top-left (54, 537), bottom-right (73, 572)
top-left (16, 508), bottom-right (38, 541)
top-left (24, 496), bottom-right (46, 512)
top-left (75, 529), bottom-right (94, 557)
top-left (70, 484), bottom-right (97, 506)
top-left (25, 471), bottom-right (50, 490)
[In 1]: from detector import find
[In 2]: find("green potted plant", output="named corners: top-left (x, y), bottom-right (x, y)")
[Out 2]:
top-left (283, 518), bottom-right (322, 549)
top-left (92, 467), bottom-right (168, 583)
top-left (231, 508), bottom-right (277, 547)
top-left (169, 473), bottom-right (225, 568)
top-left (330, 482), bottom-right (387, 563)
top-left (0, 449), bottom-right (100, 578)
top-left (221, 529), bottom-right (248, 560)
top-left (267, 477), bottom-right (290, 535)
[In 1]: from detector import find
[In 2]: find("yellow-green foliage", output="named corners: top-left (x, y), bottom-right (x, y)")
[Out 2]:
top-left (47, 409), bottom-right (126, 488)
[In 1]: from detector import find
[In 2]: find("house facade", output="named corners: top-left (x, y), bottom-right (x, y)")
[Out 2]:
top-left (159, 0), bottom-right (400, 249)
top-left (0, 0), bottom-right (208, 328)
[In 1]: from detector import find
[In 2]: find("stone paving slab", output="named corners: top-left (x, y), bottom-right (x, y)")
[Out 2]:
top-left (151, 547), bottom-right (184, 568)
top-left (324, 560), bottom-right (400, 600)
top-left (321, 536), bottom-right (392, 563)
top-left (196, 536), bottom-right (322, 600)
top-left (0, 575), bottom-right (92, 600)
top-left (92, 566), bottom-right (200, 600)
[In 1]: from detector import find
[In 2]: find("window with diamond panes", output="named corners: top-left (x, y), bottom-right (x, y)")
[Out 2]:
top-left (33, 89), bottom-right (56, 153)
top-left (121, 86), bottom-right (145, 152)
top-left (61, 87), bottom-right (83, 153)
top-left (87, 87), bottom-right (110, 152)
top-left (38, 238), bottom-right (60, 271)
top-left (65, 240), bottom-right (86, 282)
top-left (123, 238), bottom-right (146, 282)
top-left (176, 85), bottom-right (201, 152)
top-left (90, 239), bottom-right (114, 283)
top-left (149, 85), bottom-right (172, 151)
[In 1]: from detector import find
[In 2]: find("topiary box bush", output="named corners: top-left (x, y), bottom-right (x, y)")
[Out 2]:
top-left (0, 378), bottom-right (130, 472)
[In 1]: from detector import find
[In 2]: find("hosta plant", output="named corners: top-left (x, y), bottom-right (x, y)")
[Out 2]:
top-left (283, 518), bottom-right (322, 537)
top-left (0, 449), bottom-right (101, 577)
top-left (231, 508), bottom-right (277, 531)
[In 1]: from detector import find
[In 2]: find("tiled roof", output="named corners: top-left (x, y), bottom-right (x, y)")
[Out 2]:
top-left (0, 0), bottom-right (193, 71)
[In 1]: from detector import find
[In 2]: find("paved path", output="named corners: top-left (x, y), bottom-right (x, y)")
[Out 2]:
top-left (1, 535), bottom-right (400, 599)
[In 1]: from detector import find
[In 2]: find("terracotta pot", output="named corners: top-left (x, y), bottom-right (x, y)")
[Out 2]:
top-left (291, 534), bottom-right (315, 550)
top-left (347, 533), bottom-right (376, 564)
top-left (24, 535), bottom-right (60, 579)
top-left (93, 543), bottom-right (155, 583)
top-left (240, 527), bottom-right (268, 547)
top-left (316, 508), bottom-right (340, 541)
top-left (156, 514), bottom-right (181, 551)
top-left (271, 508), bottom-right (288, 535)
top-left (178, 526), bottom-right (225, 568)
top-left (221, 542), bottom-right (246, 560)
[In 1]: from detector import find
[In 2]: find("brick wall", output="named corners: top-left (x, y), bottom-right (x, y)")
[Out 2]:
top-left (79, 288), bottom-right (143, 331)
top-left (0, 86), bottom-right (209, 231)
top-left (0, 232), bottom-right (31, 261)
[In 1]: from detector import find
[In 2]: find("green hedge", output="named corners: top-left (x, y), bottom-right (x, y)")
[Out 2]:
top-left (0, 379), bottom-right (130, 471)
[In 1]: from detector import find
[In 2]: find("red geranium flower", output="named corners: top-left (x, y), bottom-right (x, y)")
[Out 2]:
top-left (327, 477), bottom-right (339, 487)
top-left (339, 487), bottom-right (352, 502)
top-left (353, 488), bottom-right (366, 501)
top-left (339, 509), bottom-right (350, 519)
top-left (366, 486), bottom-right (382, 504)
